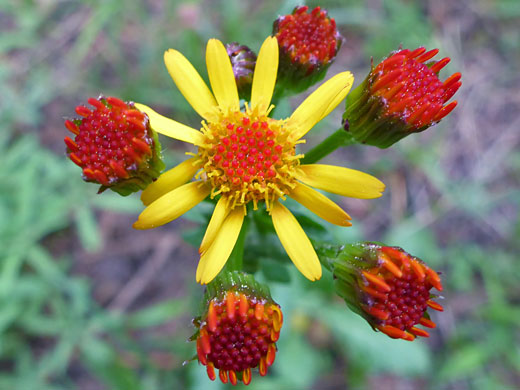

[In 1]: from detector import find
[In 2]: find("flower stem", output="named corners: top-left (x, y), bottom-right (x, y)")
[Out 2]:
top-left (302, 128), bottom-right (357, 164)
top-left (224, 215), bottom-right (249, 272)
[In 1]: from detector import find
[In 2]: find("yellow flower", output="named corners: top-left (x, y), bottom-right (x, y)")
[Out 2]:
top-left (133, 37), bottom-right (385, 284)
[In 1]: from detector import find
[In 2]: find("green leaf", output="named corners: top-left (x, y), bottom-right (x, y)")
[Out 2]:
top-left (318, 304), bottom-right (430, 375)
top-left (126, 299), bottom-right (186, 329)
top-left (86, 355), bottom-right (142, 390)
top-left (75, 205), bottom-right (102, 252)
top-left (36, 333), bottom-right (77, 378)
top-left (181, 225), bottom-right (206, 248)
top-left (26, 245), bottom-right (64, 285)
top-left (0, 254), bottom-right (24, 298)
top-left (92, 192), bottom-right (142, 213)
top-left (261, 259), bottom-right (291, 283)
top-left (80, 335), bottom-right (115, 366)
top-left (383, 218), bottom-right (441, 267)
top-left (439, 344), bottom-right (489, 380)
top-left (0, 301), bottom-right (21, 334)
top-left (275, 333), bottom-right (331, 388)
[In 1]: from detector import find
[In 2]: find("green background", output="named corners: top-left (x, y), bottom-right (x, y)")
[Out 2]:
top-left (1, 0), bottom-right (519, 389)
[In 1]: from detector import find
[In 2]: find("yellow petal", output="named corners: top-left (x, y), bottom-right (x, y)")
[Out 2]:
top-left (199, 196), bottom-right (230, 254)
top-left (141, 157), bottom-right (200, 206)
top-left (250, 36), bottom-right (279, 115)
top-left (163, 49), bottom-right (218, 120)
top-left (271, 201), bottom-right (322, 281)
top-left (134, 103), bottom-right (205, 146)
top-left (196, 207), bottom-right (245, 284)
top-left (296, 164), bottom-right (385, 199)
top-left (133, 182), bottom-right (210, 229)
top-left (290, 182), bottom-right (352, 226)
top-left (318, 74), bottom-right (355, 122)
top-left (206, 39), bottom-right (240, 113)
top-left (288, 72), bottom-right (354, 140)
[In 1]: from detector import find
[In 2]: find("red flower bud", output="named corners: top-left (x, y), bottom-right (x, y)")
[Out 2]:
top-left (64, 96), bottom-right (164, 195)
top-left (321, 243), bottom-right (443, 341)
top-left (273, 6), bottom-right (342, 94)
top-left (344, 48), bottom-right (461, 148)
top-left (193, 272), bottom-right (283, 385)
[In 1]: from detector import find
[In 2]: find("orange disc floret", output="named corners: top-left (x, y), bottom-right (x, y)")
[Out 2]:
top-left (370, 48), bottom-right (461, 129)
top-left (326, 242), bottom-right (443, 341)
top-left (274, 6), bottom-right (340, 68)
top-left (64, 96), bottom-right (164, 195)
top-left (193, 272), bottom-right (283, 385)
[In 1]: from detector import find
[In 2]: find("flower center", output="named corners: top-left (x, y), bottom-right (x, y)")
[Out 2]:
top-left (372, 49), bottom-right (448, 128)
top-left (275, 6), bottom-right (338, 67)
top-left (198, 109), bottom-right (299, 209)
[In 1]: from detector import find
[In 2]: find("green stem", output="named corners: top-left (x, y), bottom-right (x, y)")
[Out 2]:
top-left (302, 128), bottom-right (357, 164)
top-left (224, 215), bottom-right (249, 272)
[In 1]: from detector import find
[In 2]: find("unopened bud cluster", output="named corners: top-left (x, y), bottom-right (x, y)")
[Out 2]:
top-left (62, 5), bottom-right (458, 386)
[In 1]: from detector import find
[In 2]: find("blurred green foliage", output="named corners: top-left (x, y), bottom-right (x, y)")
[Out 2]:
top-left (1, 0), bottom-right (519, 389)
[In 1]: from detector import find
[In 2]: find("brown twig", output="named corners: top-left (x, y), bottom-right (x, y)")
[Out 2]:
top-left (108, 235), bottom-right (179, 312)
